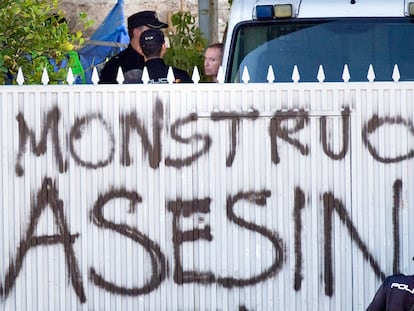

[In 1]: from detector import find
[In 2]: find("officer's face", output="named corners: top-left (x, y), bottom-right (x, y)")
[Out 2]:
top-left (134, 25), bottom-right (150, 55)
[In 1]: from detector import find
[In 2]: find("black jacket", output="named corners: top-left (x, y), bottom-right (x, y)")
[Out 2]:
top-left (99, 45), bottom-right (144, 84)
top-left (366, 274), bottom-right (414, 311)
top-left (144, 58), bottom-right (192, 83)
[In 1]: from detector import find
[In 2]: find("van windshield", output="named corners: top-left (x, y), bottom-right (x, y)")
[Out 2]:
top-left (226, 18), bottom-right (414, 82)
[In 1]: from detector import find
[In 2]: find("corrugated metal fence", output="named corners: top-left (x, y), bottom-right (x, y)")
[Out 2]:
top-left (0, 79), bottom-right (413, 310)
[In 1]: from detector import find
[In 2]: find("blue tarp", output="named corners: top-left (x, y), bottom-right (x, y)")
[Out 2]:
top-left (78, 0), bottom-right (129, 83)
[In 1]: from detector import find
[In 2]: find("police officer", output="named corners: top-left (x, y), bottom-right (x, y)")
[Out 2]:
top-left (98, 11), bottom-right (168, 84)
top-left (139, 28), bottom-right (192, 84)
top-left (366, 273), bottom-right (414, 311)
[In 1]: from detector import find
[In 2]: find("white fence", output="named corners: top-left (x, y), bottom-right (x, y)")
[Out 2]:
top-left (14, 63), bottom-right (402, 85)
top-left (0, 79), bottom-right (413, 310)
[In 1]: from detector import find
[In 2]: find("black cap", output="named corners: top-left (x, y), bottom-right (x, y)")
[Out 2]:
top-left (127, 11), bottom-right (168, 30)
top-left (140, 29), bottom-right (165, 48)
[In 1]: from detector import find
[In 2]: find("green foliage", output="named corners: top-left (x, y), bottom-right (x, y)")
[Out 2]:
top-left (0, 0), bottom-right (93, 84)
top-left (164, 11), bottom-right (207, 81)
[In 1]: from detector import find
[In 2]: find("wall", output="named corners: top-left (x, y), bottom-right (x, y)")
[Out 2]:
top-left (0, 81), bottom-right (413, 310)
top-left (60, 0), bottom-right (230, 42)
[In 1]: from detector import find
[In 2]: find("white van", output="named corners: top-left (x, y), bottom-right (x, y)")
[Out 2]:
top-left (223, 0), bottom-right (414, 82)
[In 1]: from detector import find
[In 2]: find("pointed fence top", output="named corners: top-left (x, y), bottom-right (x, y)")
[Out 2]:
top-left (116, 67), bottom-right (124, 84)
top-left (317, 65), bottom-right (325, 83)
top-left (91, 67), bottom-right (100, 85)
top-left (392, 64), bottom-right (400, 82)
top-left (367, 64), bottom-right (375, 82)
top-left (16, 68), bottom-right (24, 85)
top-left (292, 65), bottom-right (300, 83)
top-left (66, 68), bottom-right (75, 85)
top-left (192, 66), bottom-right (200, 84)
top-left (242, 66), bottom-right (250, 84)
top-left (11, 62), bottom-right (409, 85)
top-left (142, 66), bottom-right (150, 84)
top-left (41, 68), bottom-right (49, 85)
top-left (342, 65), bottom-right (350, 82)
top-left (167, 67), bottom-right (175, 84)
top-left (267, 65), bottom-right (275, 83)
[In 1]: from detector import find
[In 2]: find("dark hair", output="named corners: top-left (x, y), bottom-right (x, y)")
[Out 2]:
top-left (206, 43), bottom-right (224, 54)
top-left (128, 25), bottom-right (147, 39)
top-left (142, 43), bottom-right (163, 58)
top-left (140, 29), bottom-right (165, 59)
top-left (207, 43), bottom-right (224, 50)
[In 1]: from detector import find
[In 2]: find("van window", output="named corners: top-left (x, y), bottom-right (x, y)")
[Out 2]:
top-left (227, 18), bottom-right (414, 82)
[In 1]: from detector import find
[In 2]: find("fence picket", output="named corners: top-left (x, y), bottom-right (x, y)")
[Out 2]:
top-left (192, 66), bottom-right (200, 84)
top-left (16, 68), bottom-right (24, 85)
top-left (41, 67), bottom-right (49, 85)
top-left (116, 67), bottom-right (124, 84)
top-left (91, 67), bottom-right (99, 85)
top-left (317, 65), bottom-right (325, 83)
top-left (367, 64), bottom-right (375, 82)
top-left (242, 65), bottom-right (250, 83)
top-left (66, 68), bottom-right (75, 85)
top-left (292, 65), bottom-right (300, 83)
top-left (392, 64), bottom-right (400, 82)
top-left (266, 65), bottom-right (275, 83)
top-left (342, 65), bottom-right (350, 82)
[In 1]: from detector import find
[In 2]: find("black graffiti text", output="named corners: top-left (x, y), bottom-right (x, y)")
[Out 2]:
top-left (15, 102), bottom-right (414, 177)
top-left (0, 178), bottom-right (404, 303)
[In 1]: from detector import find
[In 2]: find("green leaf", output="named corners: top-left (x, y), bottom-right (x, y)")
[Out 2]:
top-left (164, 11), bottom-right (207, 81)
top-left (0, 0), bottom-right (92, 84)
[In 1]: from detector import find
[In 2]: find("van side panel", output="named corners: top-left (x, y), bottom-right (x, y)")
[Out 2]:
top-left (299, 0), bottom-right (406, 17)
